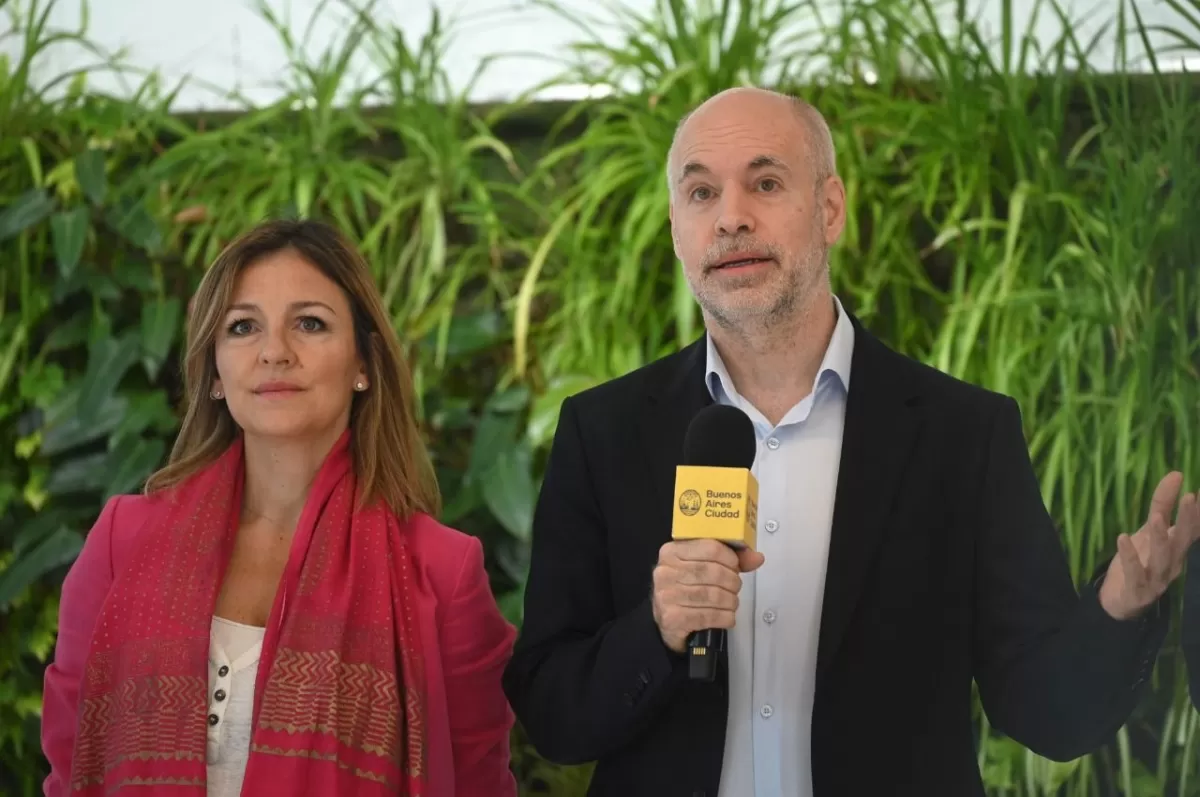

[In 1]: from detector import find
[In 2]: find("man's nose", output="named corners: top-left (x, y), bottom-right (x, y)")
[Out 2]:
top-left (715, 190), bottom-right (755, 236)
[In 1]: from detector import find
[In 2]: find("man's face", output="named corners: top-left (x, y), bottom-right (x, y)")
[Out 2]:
top-left (668, 93), bottom-right (843, 330)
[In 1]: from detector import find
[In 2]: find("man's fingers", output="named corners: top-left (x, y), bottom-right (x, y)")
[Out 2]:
top-left (677, 560), bottom-right (742, 592)
top-left (691, 608), bottom-right (736, 631)
top-left (1117, 533), bottom-right (1148, 596)
top-left (672, 584), bottom-right (739, 611)
top-left (1144, 514), bottom-right (1172, 585)
top-left (1179, 492), bottom-right (1200, 546)
top-left (737, 548), bottom-right (765, 573)
top-left (1147, 471), bottom-right (1184, 527)
top-left (669, 539), bottom-right (740, 569)
top-left (1169, 492), bottom-right (1200, 567)
top-left (659, 605), bottom-right (735, 629)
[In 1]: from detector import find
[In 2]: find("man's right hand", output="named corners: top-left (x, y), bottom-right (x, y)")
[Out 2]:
top-left (651, 539), bottom-right (766, 653)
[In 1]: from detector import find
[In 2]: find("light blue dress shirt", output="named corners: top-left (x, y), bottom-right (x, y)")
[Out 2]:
top-left (708, 296), bottom-right (855, 797)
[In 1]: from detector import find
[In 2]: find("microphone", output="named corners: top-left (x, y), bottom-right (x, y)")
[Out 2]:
top-left (671, 404), bottom-right (759, 682)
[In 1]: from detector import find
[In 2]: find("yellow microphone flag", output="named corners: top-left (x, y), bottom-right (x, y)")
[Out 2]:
top-left (671, 465), bottom-right (758, 551)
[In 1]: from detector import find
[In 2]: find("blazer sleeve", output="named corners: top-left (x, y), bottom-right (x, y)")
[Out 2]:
top-left (441, 535), bottom-right (518, 797)
top-left (971, 398), bottom-right (1168, 762)
top-left (502, 396), bottom-right (686, 765)
top-left (42, 495), bottom-right (123, 797)
top-left (1183, 543), bottom-right (1200, 712)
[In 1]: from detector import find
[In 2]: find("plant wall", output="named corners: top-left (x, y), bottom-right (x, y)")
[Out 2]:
top-left (1, 0), bottom-right (1198, 795)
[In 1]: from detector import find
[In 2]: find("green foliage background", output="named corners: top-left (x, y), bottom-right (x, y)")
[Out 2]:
top-left (2, 0), bottom-right (1199, 794)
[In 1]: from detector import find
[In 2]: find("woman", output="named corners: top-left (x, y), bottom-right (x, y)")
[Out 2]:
top-left (41, 219), bottom-right (518, 796)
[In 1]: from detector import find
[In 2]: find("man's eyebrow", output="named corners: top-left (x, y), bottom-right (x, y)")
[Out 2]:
top-left (677, 161), bottom-right (711, 185)
top-left (676, 155), bottom-right (791, 185)
top-left (747, 154), bottom-right (790, 173)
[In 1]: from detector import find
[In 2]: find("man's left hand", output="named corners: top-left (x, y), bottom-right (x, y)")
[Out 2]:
top-left (1099, 471), bottom-right (1200, 621)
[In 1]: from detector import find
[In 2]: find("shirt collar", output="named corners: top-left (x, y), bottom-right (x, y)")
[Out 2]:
top-left (705, 294), bottom-right (855, 402)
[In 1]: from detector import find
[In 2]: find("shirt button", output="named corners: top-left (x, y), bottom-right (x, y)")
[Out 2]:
top-left (218, 666), bottom-right (229, 677)
top-left (760, 704), bottom-right (774, 718)
top-left (208, 713), bottom-right (220, 727)
top-left (765, 519), bottom-right (778, 533)
top-left (214, 689), bottom-right (227, 702)
top-left (763, 610), bottom-right (776, 624)
top-left (766, 438), bottom-right (780, 450)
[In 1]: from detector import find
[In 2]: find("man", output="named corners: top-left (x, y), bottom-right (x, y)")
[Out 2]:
top-left (502, 87), bottom-right (1200, 796)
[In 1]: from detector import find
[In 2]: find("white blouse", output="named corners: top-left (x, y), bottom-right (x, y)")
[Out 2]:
top-left (206, 616), bottom-right (265, 797)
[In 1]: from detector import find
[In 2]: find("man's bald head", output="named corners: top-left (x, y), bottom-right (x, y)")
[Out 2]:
top-left (666, 86), bottom-right (848, 334)
top-left (666, 87), bottom-right (837, 190)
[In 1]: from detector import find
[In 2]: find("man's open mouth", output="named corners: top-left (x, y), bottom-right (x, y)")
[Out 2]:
top-left (714, 256), bottom-right (772, 269)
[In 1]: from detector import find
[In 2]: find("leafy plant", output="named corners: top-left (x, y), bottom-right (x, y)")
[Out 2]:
top-left (0, 61), bottom-right (180, 797)
top-left (2, 0), bottom-right (1199, 795)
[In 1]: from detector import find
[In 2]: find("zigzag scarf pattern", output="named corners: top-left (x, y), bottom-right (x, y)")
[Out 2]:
top-left (68, 431), bottom-right (429, 795)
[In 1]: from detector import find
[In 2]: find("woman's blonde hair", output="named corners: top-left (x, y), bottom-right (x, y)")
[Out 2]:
top-left (144, 218), bottom-right (441, 519)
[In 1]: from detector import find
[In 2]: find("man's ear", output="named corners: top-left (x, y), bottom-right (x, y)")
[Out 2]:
top-left (669, 201), bottom-right (682, 261)
top-left (820, 175), bottom-right (847, 247)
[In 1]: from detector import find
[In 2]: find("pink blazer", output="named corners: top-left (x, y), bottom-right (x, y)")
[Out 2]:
top-left (42, 494), bottom-right (519, 797)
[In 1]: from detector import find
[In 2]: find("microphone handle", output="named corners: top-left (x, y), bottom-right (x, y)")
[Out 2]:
top-left (686, 628), bottom-right (725, 682)
top-left (684, 539), bottom-right (742, 682)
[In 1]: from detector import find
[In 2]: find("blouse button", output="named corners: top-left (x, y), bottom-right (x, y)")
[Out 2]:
top-left (214, 689), bottom-right (227, 702)
top-left (208, 713), bottom-right (220, 727)
top-left (217, 665), bottom-right (229, 677)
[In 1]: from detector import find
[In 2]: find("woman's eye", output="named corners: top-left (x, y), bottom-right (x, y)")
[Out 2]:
top-left (228, 319), bottom-right (253, 335)
top-left (299, 316), bottom-right (326, 333)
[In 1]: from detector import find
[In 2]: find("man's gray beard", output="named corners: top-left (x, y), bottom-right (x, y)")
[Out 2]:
top-left (698, 244), bottom-right (827, 333)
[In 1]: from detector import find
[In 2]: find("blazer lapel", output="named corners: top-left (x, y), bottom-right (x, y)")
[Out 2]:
top-left (816, 321), bottom-right (923, 682)
top-left (642, 338), bottom-right (713, 536)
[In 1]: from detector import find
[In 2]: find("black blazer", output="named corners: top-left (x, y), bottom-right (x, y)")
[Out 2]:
top-left (503, 316), bottom-right (1168, 797)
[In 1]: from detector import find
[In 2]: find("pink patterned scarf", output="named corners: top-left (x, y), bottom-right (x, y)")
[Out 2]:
top-left (68, 430), bottom-right (427, 794)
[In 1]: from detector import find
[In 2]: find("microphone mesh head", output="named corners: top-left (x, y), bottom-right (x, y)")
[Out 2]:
top-left (682, 404), bottom-right (757, 469)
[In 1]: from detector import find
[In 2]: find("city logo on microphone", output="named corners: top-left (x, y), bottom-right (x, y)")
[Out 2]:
top-left (671, 465), bottom-right (759, 551)
top-left (679, 489), bottom-right (702, 516)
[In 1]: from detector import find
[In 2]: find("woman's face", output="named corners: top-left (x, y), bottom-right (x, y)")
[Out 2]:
top-left (211, 249), bottom-right (367, 445)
